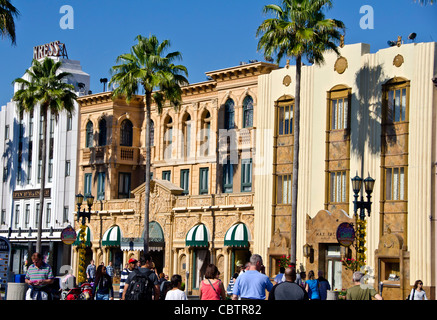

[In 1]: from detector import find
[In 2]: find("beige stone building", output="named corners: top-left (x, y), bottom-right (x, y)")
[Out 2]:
top-left (72, 40), bottom-right (437, 299)
top-left (73, 62), bottom-right (278, 295)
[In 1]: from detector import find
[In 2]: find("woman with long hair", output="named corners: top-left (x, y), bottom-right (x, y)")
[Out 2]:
top-left (92, 264), bottom-right (114, 300)
top-left (408, 280), bottom-right (428, 300)
top-left (199, 264), bottom-right (226, 300)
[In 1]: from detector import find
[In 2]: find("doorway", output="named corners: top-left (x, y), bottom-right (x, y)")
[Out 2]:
top-left (326, 245), bottom-right (342, 291)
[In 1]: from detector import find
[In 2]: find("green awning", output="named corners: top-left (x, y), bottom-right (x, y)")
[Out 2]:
top-left (185, 224), bottom-right (210, 247)
top-left (73, 226), bottom-right (91, 246)
top-left (149, 221), bottom-right (164, 246)
top-left (224, 223), bottom-right (250, 247)
top-left (102, 225), bottom-right (121, 247)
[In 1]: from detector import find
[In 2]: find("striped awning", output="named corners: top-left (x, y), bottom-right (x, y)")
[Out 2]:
top-left (224, 223), bottom-right (250, 247)
top-left (102, 225), bottom-right (121, 247)
top-left (73, 226), bottom-right (91, 247)
top-left (149, 221), bottom-right (164, 250)
top-left (185, 224), bottom-right (210, 247)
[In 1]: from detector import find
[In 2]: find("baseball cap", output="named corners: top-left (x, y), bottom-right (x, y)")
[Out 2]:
top-left (128, 258), bottom-right (138, 264)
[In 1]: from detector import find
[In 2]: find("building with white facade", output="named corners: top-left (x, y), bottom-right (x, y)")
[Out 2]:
top-left (0, 44), bottom-right (90, 276)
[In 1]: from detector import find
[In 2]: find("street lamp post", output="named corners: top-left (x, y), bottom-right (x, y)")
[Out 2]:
top-left (351, 174), bottom-right (375, 270)
top-left (76, 193), bottom-right (94, 284)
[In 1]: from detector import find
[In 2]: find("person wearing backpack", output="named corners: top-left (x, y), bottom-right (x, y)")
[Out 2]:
top-left (121, 253), bottom-right (160, 300)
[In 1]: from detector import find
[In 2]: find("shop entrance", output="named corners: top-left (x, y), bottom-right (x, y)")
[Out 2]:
top-left (325, 245), bottom-right (342, 291)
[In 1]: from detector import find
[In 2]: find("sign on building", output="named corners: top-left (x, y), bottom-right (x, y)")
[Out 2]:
top-left (0, 237), bottom-right (11, 299)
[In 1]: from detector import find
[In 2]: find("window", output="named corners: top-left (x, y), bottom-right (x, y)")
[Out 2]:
top-left (118, 172), bottom-right (131, 199)
top-left (182, 113), bottom-right (192, 158)
top-left (225, 99), bottom-right (235, 130)
top-left (1, 210), bottom-right (5, 225)
top-left (45, 203), bottom-right (51, 228)
top-left (37, 160), bottom-right (42, 183)
top-left (330, 97), bottom-right (349, 130)
top-left (48, 159), bottom-right (53, 183)
top-left (385, 167), bottom-right (406, 201)
top-left (199, 168), bottom-right (209, 195)
top-left (241, 159), bottom-right (252, 192)
top-left (277, 99), bottom-right (294, 135)
top-left (200, 110), bottom-right (211, 156)
top-left (329, 171), bottom-right (347, 203)
top-left (98, 118), bottom-right (107, 146)
top-left (5, 125), bottom-right (9, 140)
top-left (243, 96), bottom-right (254, 128)
top-left (383, 79), bottom-right (409, 124)
top-left (67, 114), bottom-right (72, 131)
top-left (223, 162), bottom-right (233, 193)
top-left (162, 170), bottom-right (171, 182)
top-left (387, 88), bottom-right (407, 123)
top-left (120, 119), bottom-right (133, 146)
top-left (84, 173), bottom-right (92, 196)
top-left (29, 111), bottom-right (34, 138)
top-left (15, 204), bottom-right (20, 228)
top-left (35, 203), bottom-right (40, 229)
top-left (65, 160), bottom-right (71, 177)
top-left (86, 121), bottom-right (93, 148)
top-left (277, 174), bottom-right (292, 204)
top-left (25, 204), bottom-right (30, 228)
top-left (180, 169), bottom-right (189, 195)
top-left (164, 116), bottom-right (173, 159)
top-left (97, 172), bottom-right (105, 200)
top-left (63, 206), bottom-right (69, 223)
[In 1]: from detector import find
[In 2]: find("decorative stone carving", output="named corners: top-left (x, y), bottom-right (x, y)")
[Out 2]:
top-left (334, 56), bottom-right (348, 74)
top-left (393, 54), bottom-right (404, 68)
top-left (270, 228), bottom-right (288, 248)
top-left (283, 75), bottom-right (292, 87)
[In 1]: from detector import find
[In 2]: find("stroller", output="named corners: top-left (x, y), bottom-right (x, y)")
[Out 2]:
top-left (61, 282), bottom-right (94, 300)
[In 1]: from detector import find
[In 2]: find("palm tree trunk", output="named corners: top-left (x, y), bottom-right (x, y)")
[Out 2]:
top-left (143, 92), bottom-right (152, 255)
top-left (36, 106), bottom-right (48, 253)
top-left (290, 55), bottom-right (302, 267)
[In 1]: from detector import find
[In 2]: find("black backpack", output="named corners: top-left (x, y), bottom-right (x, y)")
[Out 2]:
top-left (125, 270), bottom-right (154, 300)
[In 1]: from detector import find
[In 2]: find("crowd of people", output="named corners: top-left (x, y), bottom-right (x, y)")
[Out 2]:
top-left (19, 251), bottom-right (429, 300)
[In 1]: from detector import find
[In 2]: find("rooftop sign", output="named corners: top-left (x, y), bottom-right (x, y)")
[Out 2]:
top-left (33, 40), bottom-right (68, 60)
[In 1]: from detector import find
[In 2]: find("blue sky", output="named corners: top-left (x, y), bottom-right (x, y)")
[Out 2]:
top-left (0, 0), bottom-right (436, 107)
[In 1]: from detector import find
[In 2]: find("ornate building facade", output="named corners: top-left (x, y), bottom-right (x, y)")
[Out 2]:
top-left (73, 40), bottom-right (437, 299)
top-left (73, 62), bottom-right (278, 294)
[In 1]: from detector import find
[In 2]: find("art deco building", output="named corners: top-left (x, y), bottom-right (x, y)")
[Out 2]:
top-left (257, 40), bottom-right (437, 299)
top-left (74, 40), bottom-right (437, 299)
top-left (0, 49), bottom-right (90, 276)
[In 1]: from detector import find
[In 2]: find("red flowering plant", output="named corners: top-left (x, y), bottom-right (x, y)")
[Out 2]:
top-left (341, 257), bottom-right (364, 272)
top-left (278, 255), bottom-right (293, 268)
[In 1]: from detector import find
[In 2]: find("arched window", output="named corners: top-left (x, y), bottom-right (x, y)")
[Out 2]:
top-left (120, 119), bottom-right (133, 146)
top-left (243, 96), bottom-right (254, 128)
top-left (86, 121), bottom-right (93, 148)
top-left (164, 116), bottom-right (173, 159)
top-left (225, 99), bottom-right (235, 130)
top-left (276, 96), bottom-right (294, 136)
top-left (182, 113), bottom-right (191, 158)
top-left (98, 118), bottom-right (107, 146)
top-left (200, 110), bottom-right (211, 156)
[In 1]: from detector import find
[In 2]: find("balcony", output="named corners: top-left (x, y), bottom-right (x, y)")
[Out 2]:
top-left (173, 192), bottom-right (254, 212)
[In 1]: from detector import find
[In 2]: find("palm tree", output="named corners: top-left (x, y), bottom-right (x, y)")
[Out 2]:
top-left (110, 35), bottom-right (188, 254)
top-left (13, 58), bottom-right (77, 253)
top-left (257, 0), bottom-right (344, 267)
top-left (0, 0), bottom-right (19, 44)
